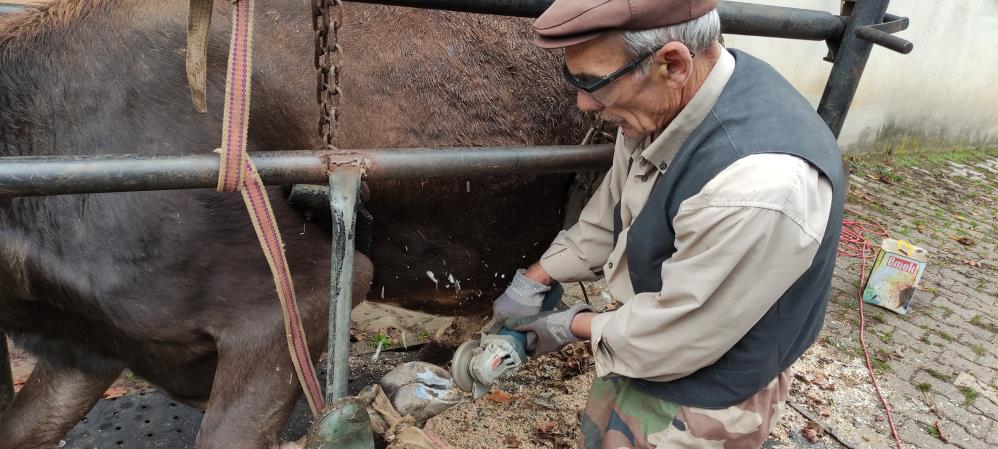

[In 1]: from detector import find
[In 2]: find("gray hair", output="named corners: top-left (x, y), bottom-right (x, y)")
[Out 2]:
top-left (619, 9), bottom-right (721, 73)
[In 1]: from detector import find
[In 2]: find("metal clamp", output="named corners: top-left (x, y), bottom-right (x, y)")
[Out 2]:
top-left (856, 13), bottom-right (913, 54)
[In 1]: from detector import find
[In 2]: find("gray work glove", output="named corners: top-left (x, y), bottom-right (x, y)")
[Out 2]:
top-left (503, 303), bottom-right (592, 356)
top-left (485, 269), bottom-right (551, 333)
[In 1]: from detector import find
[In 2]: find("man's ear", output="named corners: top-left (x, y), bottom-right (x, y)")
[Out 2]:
top-left (652, 41), bottom-right (694, 88)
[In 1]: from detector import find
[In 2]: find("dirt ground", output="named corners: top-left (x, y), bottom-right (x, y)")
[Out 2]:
top-left (4, 147), bottom-right (997, 448)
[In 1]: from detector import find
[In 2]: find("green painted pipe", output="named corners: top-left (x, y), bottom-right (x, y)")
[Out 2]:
top-left (306, 397), bottom-right (376, 449)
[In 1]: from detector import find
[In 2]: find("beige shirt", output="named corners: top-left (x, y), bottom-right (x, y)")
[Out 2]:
top-left (539, 50), bottom-right (834, 381)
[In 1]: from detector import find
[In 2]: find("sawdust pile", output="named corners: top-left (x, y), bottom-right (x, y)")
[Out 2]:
top-left (424, 343), bottom-right (595, 448)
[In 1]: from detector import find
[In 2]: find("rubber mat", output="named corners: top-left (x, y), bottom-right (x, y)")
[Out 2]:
top-left (61, 350), bottom-right (420, 449)
top-left (61, 386), bottom-right (315, 448)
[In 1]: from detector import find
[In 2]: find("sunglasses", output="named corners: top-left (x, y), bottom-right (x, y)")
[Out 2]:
top-left (562, 50), bottom-right (696, 94)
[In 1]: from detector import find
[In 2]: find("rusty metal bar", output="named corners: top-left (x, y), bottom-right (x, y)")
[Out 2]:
top-left (0, 145), bottom-right (614, 197)
top-left (855, 13), bottom-right (912, 55)
top-left (346, 0), bottom-right (846, 42)
top-left (1, 330), bottom-right (13, 412)
top-left (714, 1), bottom-right (845, 41)
top-left (817, 0), bottom-right (892, 137)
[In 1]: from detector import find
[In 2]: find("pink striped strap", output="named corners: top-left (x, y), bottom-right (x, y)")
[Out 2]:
top-left (217, 0), bottom-right (252, 193)
top-left (215, 0), bottom-right (326, 414)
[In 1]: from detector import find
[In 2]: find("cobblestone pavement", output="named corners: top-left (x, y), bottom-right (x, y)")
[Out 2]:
top-left (788, 148), bottom-right (997, 449)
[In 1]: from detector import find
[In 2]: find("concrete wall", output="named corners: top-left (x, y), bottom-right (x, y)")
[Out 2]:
top-left (724, 0), bottom-right (998, 150)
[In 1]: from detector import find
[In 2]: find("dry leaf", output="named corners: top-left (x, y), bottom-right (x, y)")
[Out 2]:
top-left (961, 259), bottom-right (987, 268)
top-left (538, 420), bottom-right (558, 434)
top-left (504, 435), bottom-right (521, 448)
top-left (486, 389), bottom-right (513, 404)
top-left (802, 421), bottom-right (823, 443)
top-left (102, 387), bottom-right (129, 399)
top-left (935, 420), bottom-right (950, 443)
top-left (955, 237), bottom-right (975, 246)
top-left (810, 371), bottom-right (836, 390)
top-left (874, 349), bottom-right (903, 362)
top-left (806, 392), bottom-right (825, 406)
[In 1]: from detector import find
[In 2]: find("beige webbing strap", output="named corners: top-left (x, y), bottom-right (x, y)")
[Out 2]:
top-left (186, 0), bottom-right (213, 113)
top-left (215, 0), bottom-right (327, 415)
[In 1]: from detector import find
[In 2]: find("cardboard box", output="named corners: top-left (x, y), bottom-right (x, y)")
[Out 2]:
top-left (861, 239), bottom-right (928, 315)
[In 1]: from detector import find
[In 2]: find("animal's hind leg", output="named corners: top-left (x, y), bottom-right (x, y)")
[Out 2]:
top-left (196, 252), bottom-right (373, 449)
top-left (0, 356), bottom-right (120, 449)
top-left (194, 332), bottom-right (305, 449)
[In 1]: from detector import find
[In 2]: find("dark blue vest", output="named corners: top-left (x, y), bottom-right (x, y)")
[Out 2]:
top-left (614, 49), bottom-right (845, 408)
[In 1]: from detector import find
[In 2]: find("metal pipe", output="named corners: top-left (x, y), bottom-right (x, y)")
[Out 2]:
top-left (346, 0), bottom-right (846, 42)
top-left (817, 0), bottom-right (891, 137)
top-left (0, 145), bottom-right (614, 197)
top-left (854, 13), bottom-right (913, 55)
top-left (346, 0), bottom-right (550, 16)
top-left (717, 1), bottom-right (845, 41)
top-left (855, 25), bottom-right (912, 54)
top-left (0, 4), bottom-right (29, 15)
top-left (326, 170), bottom-right (362, 403)
top-left (1, 330), bottom-right (13, 412)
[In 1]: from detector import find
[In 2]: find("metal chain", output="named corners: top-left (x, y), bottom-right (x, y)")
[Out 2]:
top-left (312, 0), bottom-right (344, 148)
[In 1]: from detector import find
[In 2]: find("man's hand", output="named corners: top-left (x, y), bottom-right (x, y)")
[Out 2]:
top-left (503, 303), bottom-right (592, 356)
top-left (486, 269), bottom-right (552, 333)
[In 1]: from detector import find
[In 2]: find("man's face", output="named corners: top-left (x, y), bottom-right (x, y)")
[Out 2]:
top-left (564, 34), bottom-right (686, 139)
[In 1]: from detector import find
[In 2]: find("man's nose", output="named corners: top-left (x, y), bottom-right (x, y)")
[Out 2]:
top-left (576, 91), bottom-right (603, 112)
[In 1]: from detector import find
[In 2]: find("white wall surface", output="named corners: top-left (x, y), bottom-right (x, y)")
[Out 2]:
top-left (723, 0), bottom-right (998, 149)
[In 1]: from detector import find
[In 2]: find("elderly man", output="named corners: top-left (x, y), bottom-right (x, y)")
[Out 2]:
top-left (491, 0), bottom-right (846, 447)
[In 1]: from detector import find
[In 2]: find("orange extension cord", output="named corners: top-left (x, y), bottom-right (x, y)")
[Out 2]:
top-left (837, 219), bottom-right (904, 449)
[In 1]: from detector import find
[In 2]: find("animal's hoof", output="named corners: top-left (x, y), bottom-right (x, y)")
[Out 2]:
top-left (380, 362), bottom-right (462, 425)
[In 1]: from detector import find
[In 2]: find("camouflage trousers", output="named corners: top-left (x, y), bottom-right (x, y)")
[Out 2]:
top-left (579, 370), bottom-right (790, 449)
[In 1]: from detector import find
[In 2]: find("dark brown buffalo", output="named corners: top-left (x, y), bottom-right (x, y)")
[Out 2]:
top-left (0, 0), bottom-right (586, 447)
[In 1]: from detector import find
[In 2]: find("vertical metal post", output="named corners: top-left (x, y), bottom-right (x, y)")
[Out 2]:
top-left (325, 169), bottom-right (362, 402)
top-left (816, 0), bottom-right (891, 138)
top-left (1, 330), bottom-right (13, 412)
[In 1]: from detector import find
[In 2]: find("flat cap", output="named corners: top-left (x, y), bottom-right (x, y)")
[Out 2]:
top-left (533, 0), bottom-right (718, 48)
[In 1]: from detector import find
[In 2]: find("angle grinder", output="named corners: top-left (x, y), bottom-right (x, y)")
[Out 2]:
top-left (451, 284), bottom-right (564, 398)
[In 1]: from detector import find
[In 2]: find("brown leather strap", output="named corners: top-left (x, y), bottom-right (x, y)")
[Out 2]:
top-left (215, 0), bottom-right (326, 415)
top-left (186, 0), bottom-right (212, 113)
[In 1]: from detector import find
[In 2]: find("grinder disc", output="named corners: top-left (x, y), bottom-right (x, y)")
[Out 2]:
top-left (450, 339), bottom-right (480, 393)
